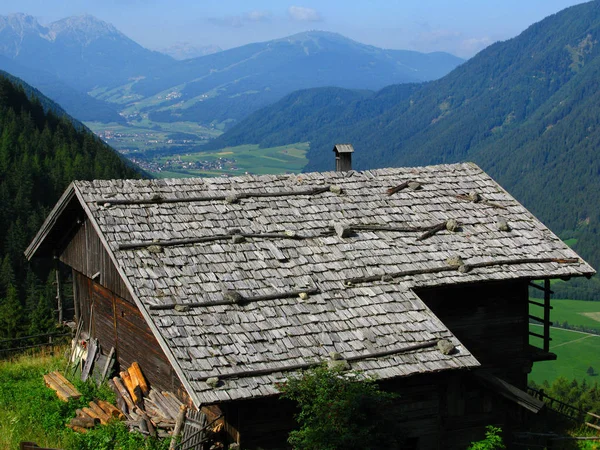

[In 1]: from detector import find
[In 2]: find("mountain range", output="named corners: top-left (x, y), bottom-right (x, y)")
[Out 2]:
top-left (209, 1), bottom-right (600, 299)
top-left (0, 13), bottom-right (463, 129)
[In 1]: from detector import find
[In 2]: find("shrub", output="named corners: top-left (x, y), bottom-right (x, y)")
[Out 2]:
top-left (467, 425), bottom-right (505, 450)
top-left (278, 364), bottom-right (403, 450)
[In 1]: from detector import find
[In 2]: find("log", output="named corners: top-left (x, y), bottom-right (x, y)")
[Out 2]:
top-left (70, 416), bottom-right (98, 429)
top-left (112, 377), bottom-right (135, 412)
top-left (97, 399), bottom-right (125, 420)
top-left (386, 181), bottom-right (410, 195)
top-left (169, 405), bottom-right (188, 450)
top-left (120, 371), bottom-right (139, 404)
top-left (66, 423), bottom-right (88, 433)
top-left (82, 407), bottom-right (104, 424)
top-left (89, 401), bottom-right (112, 424)
top-left (417, 221), bottom-right (447, 241)
top-left (129, 362), bottom-right (150, 396)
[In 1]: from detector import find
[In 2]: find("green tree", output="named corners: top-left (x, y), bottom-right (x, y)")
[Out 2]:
top-left (278, 365), bottom-right (402, 450)
top-left (0, 284), bottom-right (23, 340)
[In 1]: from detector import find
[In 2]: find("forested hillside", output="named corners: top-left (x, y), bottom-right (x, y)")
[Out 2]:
top-left (0, 73), bottom-right (143, 346)
top-left (209, 1), bottom-right (600, 299)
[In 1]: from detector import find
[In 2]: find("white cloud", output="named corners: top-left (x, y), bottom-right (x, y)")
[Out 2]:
top-left (246, 10), bottom-right (271, 22)
top-left (288, 6), bottom-right (322, 22)
top-left (208, 10), bottom-right (271, 28)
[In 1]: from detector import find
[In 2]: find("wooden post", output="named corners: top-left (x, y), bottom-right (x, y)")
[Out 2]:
top-left (169, 405), bottom-right (188, 450)
top-left (544, 279), bottom-right (551, 352)
top-left (73, 269), bottom-right (80, 322)
top-left (54, 257), bottom-right (63, 324)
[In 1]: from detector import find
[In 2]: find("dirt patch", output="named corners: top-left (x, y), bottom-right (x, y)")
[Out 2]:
top-left (581, 312), bottom-right (600, 322)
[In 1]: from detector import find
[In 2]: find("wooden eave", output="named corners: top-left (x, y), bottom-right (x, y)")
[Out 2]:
top-left (24, 183), bottom-right (84, 260)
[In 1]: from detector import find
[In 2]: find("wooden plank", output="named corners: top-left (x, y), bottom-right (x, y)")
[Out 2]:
top-left (100, 347), bottom-right (115, 384)
top-left (120, 371), bottom-right (139, 404)
top-left (588, 411), bottom-right (600, 420)
top-left (128, 362), bottom-right (150, 396)
top-left (81, 339), bottom-right (98, 382)
top-left (149, 390), bottom-right (175, 420)
top-left (43, 371), bottom-right (81, 401)
top-left (112, 377), bottom-right (135, 413)
top-left (52, 371), bottom-right (81, 398)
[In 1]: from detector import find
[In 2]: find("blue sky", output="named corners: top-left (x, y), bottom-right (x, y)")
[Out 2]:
top-left (0, 0), bottom-right (590, 57)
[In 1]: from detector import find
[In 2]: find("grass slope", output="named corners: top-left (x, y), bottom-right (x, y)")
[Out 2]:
top-left (550, 299), bottom-right (600, 333)
top-left (530, 325), bottom-right (600, 385)
top-left (0, 349), bottom-right (168, 450)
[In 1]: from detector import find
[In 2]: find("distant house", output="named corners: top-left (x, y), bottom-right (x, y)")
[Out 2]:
top-left (26, 147), bottom-right (594, 449)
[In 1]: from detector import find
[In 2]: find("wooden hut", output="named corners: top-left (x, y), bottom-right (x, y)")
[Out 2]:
top-left (26, 162), bottom-right (594, 449)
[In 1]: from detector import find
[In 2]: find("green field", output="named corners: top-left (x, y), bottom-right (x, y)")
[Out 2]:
top-left (548, 299), bottom-right (600, 332)
top-left (529, 325), bottom-right (600, 384)
top-left (529, 299), bottom-right (600, 385)
top-left (152, 143), bottom-right (310, 177)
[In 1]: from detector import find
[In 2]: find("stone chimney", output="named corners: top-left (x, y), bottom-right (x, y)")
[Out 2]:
top-left (333, 144), bottom-right (354, 172)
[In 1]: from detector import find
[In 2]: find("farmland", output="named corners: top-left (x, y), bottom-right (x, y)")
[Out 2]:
top-left (529, 299), bottom-right (600, 385)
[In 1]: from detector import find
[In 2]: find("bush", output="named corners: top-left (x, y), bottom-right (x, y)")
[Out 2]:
top-left (467, 426), bottom-right (505, 450)
top-left (278, 364), bottom-right (403, 450)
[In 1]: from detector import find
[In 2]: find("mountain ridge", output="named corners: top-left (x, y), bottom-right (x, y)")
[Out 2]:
top-left (208, 0), bottom-right (600, 298)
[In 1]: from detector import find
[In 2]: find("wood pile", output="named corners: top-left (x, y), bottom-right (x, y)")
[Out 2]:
top-left (110, 362), bottom-right (187, 439)
top-left (67, 399), bottom-right (125, 433)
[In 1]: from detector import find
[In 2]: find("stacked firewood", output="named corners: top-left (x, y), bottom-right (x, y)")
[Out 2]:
top-left (67, 399), bottom-right (125, 433)
top-left (110, 362), bottom-right (187, 439)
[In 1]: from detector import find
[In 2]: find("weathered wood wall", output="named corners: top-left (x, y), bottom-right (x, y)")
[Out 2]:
top-left (71, 269), bottom-right (186, 398)
top-left (60, 218), bottom-right (131, 300)
top-left (417, 280), bottom-right (530, 388)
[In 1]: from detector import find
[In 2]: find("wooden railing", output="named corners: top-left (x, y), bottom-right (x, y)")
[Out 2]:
top-left (527, 387), bottom-right (586, 422)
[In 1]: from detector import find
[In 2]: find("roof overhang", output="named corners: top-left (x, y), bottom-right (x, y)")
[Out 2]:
top-left (25, 183), bottom-right (86, 260)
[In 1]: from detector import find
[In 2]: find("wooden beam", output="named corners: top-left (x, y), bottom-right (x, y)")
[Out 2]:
top-left (193, 340), bottom-right (439, 382)
top-left (528, 299), bottom-right (553, 309)
top-left (97, 186), bottom-right (332, 206)
top-left (544, 279), bottom-right (551, 352)
top-left (148, 288), bottom-right (321, 310)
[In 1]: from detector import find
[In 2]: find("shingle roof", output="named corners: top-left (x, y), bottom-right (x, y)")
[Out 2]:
top-left (50, 163), bottom-right (597, 405)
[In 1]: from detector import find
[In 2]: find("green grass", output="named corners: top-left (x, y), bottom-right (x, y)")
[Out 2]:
top-left (529, 299), bottom-right (600, 385)
top-left (152, 142), bottom-right (310, 177)
top-left (529, 325), bottom-right (600, 385)
top-left (0, 348), bottom-right (168, 450)
top-left (549, 299), bottom-right (600, 332)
